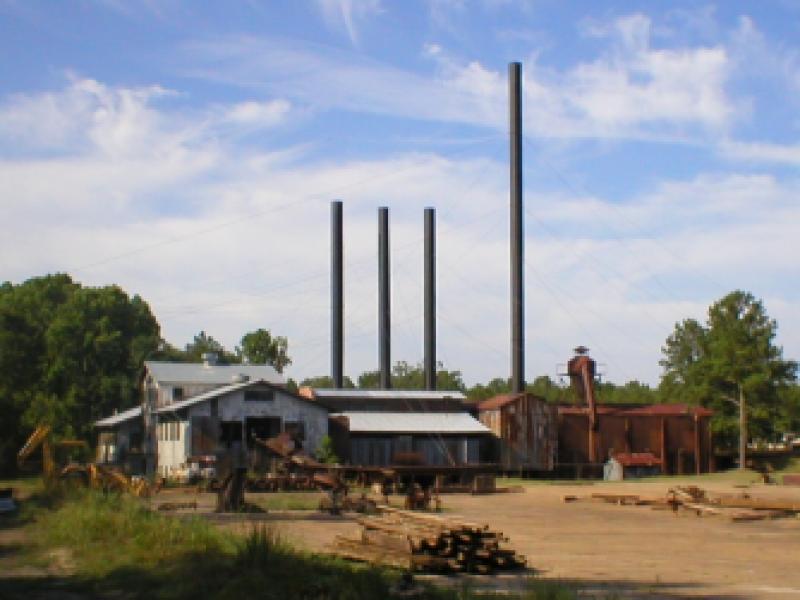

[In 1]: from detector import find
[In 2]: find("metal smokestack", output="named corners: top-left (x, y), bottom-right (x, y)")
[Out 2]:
top-left (331, 200), bottom-right (343, 388)
top-left (509, 61), bottom-right (525, 394)
top-left (424, 207), bottom-right (436, 390)
top-left (378, 207), bottom-right (391, 389)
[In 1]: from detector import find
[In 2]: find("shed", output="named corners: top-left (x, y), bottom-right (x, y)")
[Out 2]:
top-left (94, 405), bottom-right (144, 472)
top-left (331, 411), bottom-right (491, 467)
top-left (477, 392), bottom-right (558, 472)
top-left (604, 452), bottom-right (662, 480)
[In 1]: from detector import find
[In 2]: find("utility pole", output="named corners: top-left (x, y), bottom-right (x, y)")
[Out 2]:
top-left (739, 384), bottom-right (747, 471)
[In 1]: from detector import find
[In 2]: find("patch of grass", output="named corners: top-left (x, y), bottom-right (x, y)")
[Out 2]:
top-left (234, 525), bottom-right (291, 568)
top-left (246, 490), bottom-right (322, 511)
top-left (7, 487), bottom-right (589, 599)
top-left (497, 477), bottom-right (596, 487)
top-left (37, 488), bottom-right (226, 569)
top-left (773, 456), bottom-right (800, 475)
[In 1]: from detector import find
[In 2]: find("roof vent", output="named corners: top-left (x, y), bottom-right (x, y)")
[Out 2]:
top-left (202, 352), bottom-right (218, 367)
top-left (232, 373), bottom-right (250, 384)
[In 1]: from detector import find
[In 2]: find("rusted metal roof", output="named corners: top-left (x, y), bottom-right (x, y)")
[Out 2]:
top-left (477, 392), bottom-right (547, 411)
top-left (612, 452), bottom-right (662, 467)
top-left (558, 403), bottom-right (712, 417)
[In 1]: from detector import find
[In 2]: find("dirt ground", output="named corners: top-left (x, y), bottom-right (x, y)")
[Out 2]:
top-left (4, 479), bottom-right (799, 599)
top-left (154, 479), bottom-right (800, 599)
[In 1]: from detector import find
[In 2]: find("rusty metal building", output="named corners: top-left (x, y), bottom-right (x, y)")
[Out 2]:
top-left (477, 393), bottom-right (558, 472)
top-left (557, 403), bottom-right (714, 476)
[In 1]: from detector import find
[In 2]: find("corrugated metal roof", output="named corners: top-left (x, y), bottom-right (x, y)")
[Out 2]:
top-left (309, 389), bottom-right (467, 401)
top-left (333, 412), bottom-right (490, 434)
top-left (155, 380), bottom-right (258, 414)
top-left (155, 380), bottom-right (323, 414)
top-left (94, 405), bottom-right (142, 428)
top-left (145, 361), bottom-right (284, 386)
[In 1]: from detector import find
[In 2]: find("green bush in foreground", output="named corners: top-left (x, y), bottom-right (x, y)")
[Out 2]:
top-left (27, 487), bottom-right (581, 599)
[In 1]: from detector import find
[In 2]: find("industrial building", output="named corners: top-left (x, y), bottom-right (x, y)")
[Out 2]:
top-left (95, 354), bottom-right (328, 477)
top-left (300, 388), bottom-right (492, 467)
top-left (557, 403), bottom-right (714, 476)
top-left (477, 392), bottom-right (557, 472)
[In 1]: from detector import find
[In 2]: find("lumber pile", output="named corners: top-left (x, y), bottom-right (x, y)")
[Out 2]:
top-left (330, 506), bottom-right (526, 573)
top-left (564, 486), bottom-right (800, 522)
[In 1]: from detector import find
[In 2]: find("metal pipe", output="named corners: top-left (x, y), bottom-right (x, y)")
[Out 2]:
top-left (378, 207), bottom-right (391, 389)
top-left (331, 200), bottom-right (343, 388)
top-left (509, 61), bottom-right (525, 394)
top-left (424, 207), bottom-right (436, 390)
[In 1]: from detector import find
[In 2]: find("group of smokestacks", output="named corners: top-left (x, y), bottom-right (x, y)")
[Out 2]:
top-left (329, 62), bottom-right (525, 393)
top-left (329, 203), bottom-right (436, 390)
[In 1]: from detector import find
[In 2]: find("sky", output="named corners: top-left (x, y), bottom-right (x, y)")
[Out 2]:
top-left (1, 0), bottom-right (799, 388)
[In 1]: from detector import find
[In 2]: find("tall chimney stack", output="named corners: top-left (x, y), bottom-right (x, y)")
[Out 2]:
top-left (378, 207), bottom-right (391, 389)
top-left (509, 62), bottom-right (525, 394)
top-left (331, 200), bottom-right (344, 388)
top-left (424, 207), bottom-right (436, 390)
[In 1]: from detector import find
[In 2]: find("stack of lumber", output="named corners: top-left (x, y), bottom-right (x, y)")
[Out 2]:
top-left (331, 506), bottom-right (526, 573)
top-left (564, 486), bottom-right (800, 522)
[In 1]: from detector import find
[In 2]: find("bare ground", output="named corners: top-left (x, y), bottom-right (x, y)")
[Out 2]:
top-left (154, 479), bottom-right (800, 599)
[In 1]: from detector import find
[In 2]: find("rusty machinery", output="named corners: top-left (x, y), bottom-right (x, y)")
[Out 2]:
top-left (567, 346), bottom-right (600, 463)
top-left (17, 425), bottom-right (154, 497)
top-left (252, 432), bottom-right (387, 514)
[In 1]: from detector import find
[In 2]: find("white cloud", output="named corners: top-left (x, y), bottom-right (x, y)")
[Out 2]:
top-left (2, 76), bottom-right (798, 388)
top-left (185, 12), bottom-right (735, 142)
top-left (316, 0), bottom-right (383, 46)
top-left (730, 15), bottom-right (800, 94)
top-left (222, 99), bottom-right (292, 127)
top-left (719, 139), bottom-right (800, 166)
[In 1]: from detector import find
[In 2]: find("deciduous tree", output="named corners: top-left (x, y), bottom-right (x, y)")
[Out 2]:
top-left (659, 291), bottom-right (797, 465)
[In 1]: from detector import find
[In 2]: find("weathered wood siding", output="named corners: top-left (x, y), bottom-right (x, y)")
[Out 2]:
top-left (479, 395), bottom-right (558, 471)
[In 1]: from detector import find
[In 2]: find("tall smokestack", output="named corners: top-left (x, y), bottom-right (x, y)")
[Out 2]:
top-left (424, 207), bottom-right (436, 390)
top-left (509, 61), bottom-right (525, 394)
top-left (331, 200), bottom-right (343, 388)
top-left (378, 207), bottom-right (391, 389)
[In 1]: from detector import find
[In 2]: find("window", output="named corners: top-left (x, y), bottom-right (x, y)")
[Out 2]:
top-left (244, 389), bottom-right (275, 402)
top-left (159, 422), bottom-right (181, 441)
top-left (173, 387), bottom-right (184, 402)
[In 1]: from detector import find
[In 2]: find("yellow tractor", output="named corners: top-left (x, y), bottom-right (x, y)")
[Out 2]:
top-left (17, 425), bottom-right (154, 497)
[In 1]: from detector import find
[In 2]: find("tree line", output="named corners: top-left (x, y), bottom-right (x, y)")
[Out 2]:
top-left (0, 275), bottom-right (291, 474)
top-left (1, 274), bottom-right (797, 474)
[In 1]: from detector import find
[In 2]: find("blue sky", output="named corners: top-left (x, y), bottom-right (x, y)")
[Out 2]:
top-left (1, 1), bottom-right (799, 387)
